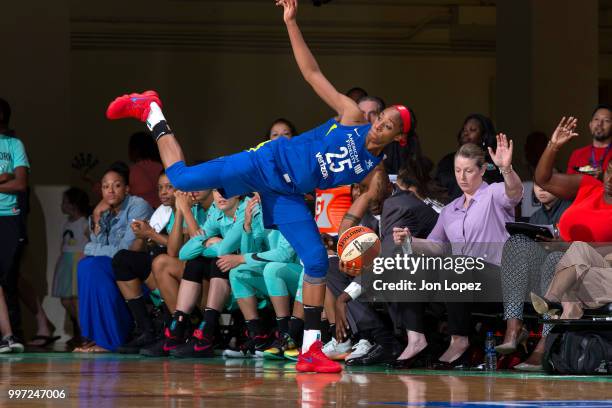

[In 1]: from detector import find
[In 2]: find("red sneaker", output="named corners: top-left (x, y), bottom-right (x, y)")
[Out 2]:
top-left (296, 340), bottom-right (342, 373)
top-left (106, 90), bottom-right (161, 122)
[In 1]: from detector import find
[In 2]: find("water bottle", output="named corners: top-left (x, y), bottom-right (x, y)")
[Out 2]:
top-left (484, 331), bottom-right (497, 371)
top-left (401, 228), bottom-right (413, 256)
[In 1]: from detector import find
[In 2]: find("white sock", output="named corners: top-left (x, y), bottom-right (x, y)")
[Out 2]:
top-left (146, 102), bottom-right (166, 131)
top-left (302, 329), bottom-right (321, 353)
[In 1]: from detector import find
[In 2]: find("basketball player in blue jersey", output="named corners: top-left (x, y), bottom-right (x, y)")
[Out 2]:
top-left (106, 0), bottom-right (413, 373)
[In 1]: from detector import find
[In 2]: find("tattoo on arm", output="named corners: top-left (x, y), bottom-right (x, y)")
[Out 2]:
top-left (342, 212), bottom-right (361, 226)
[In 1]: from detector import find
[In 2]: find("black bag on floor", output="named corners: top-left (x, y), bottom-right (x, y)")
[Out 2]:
top-left (543, 330), bottom-right (612, 375)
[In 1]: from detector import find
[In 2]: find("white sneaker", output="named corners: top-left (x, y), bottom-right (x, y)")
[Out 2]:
top-left (345, 339), bottom-right (374, 361)
top-left (322, 338), bottom-right (352, 360)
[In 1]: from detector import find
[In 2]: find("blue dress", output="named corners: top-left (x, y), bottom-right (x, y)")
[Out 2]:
top-left (78, 195), bottom-right (153, 351)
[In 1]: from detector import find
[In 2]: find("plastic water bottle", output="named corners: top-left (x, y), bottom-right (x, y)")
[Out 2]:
top-left (401, 229), bottom-right (413, 256)
top-left (484, 331), bottom-right (497, 371)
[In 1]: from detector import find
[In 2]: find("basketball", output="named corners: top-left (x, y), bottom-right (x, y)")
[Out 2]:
top-left (337, 226), bottom-right (381, 272)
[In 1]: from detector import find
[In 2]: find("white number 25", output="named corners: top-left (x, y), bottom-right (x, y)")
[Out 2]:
top-left (325, 147), bottom-right (352, 173)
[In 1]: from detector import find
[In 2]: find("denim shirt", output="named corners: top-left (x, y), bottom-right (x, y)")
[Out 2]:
top-left (84, 195), bottom-right (153, 258)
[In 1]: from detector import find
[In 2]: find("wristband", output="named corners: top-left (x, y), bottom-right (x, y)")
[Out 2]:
top-left (344, 282), bottom-right (363, 300)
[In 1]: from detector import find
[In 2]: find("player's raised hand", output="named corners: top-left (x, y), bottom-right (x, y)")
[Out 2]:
top-left (488, 133), bottom-right (513, 169)
top-left (550, 116), bottom-right (579, 147)
top-left (276, 0), bottom-right (298, 24)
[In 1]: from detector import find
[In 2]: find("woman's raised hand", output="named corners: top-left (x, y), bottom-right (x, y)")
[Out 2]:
top-left (550, 116), bottom-right (579, 148)
top-left (276, 0), bottom-right (298, 24)
top-left (488, 133), bottom-right (513, 169)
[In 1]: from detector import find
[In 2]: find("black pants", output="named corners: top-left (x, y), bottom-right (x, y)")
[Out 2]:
top-left (326, 256), bottom-right (386, 334)
top-left (388, 259), bottom-right (503, 336)
top-left (0, 215), bottom-right (26, 334)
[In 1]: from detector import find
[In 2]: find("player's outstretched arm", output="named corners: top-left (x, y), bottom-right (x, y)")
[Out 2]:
top-left (277, 0), bottom-right (362, 123)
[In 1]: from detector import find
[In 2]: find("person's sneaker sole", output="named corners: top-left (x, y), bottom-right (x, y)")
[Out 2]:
top-left (139, 348), bottom-right (168, 357)
top-left (9, 344), bottom-right (24, 353)
top-left (284, 350), bottom-right (299, 361)
top-left (263, 351), bottom-right (286, 360)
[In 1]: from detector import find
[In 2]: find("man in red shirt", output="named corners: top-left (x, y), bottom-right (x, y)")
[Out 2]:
top-left (566, 104), bottom-right (612, 178)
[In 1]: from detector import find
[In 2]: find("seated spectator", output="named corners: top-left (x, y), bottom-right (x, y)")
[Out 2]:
top-left (268, 118), bottom-right (297, 140)
top-left (113, 171), bottom-right (176, 353)
top-left (497, 181), bottom-right (572, 357)
top-left (435, 114), bottom-right (503, 200)
top-left (46, 187), bottom-right (91, 348)
top-left (146, 192), bottom-right (249, 357)
top-left (396, 164), bottom-right (449, 213)
top-left (357, 96), bottom-right (385, 125)
top-left (394, 138), bottom-right (522, 368)
top-left (531, 241), bottom-right (612, 320)
top-left (536, 117), bottom-right (612, 243)
top-left (511, 116), bottom-right (612, 370)
top-left (75, 162), bottom-right (153, 352)
top-left (128, 132), bottom-right (164, 208)
top-left (566, 105), bottom-right (611, 178)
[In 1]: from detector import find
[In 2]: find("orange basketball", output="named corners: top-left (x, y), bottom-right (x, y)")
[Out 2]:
top-left (337, 226), bottom-right (381, 272)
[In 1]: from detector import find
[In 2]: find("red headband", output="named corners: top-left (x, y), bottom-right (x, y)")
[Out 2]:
top-left (392, 105), bottom-right (412, 134)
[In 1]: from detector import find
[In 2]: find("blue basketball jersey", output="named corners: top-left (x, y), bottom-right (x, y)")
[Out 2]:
top-left (250, 119), bottom-right (382, 194)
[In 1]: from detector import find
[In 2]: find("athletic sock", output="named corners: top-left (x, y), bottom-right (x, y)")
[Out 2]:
top-left (302, 305), bottom-right (323, 353)
top-left (146, 102), bottom-right (171, 141)
top-left (168, 310), bottom-right (189, 339)
top-left (276, 316), bottom-right (290, 335)
top-left (199, 308), bottom-right (220, 336)
top-left (126, 296), bottom-right (153, 334)
top-left (289, 316), bottom-right (304, 346)
top-left (245, 319), bottom-right (264, 337)
top-left (320, 319), bottom-right (331, 344)
top-left (328, 323), bottom-right (337, 341)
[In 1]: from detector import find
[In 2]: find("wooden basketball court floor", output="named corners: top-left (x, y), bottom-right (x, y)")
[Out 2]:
top-left (2, 353), bottom-right (612, 407)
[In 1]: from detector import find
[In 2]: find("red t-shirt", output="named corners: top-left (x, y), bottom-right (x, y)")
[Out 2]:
top-left (558, 175), bottom-right (612, 242)
top-left (566, 144), bottom-right (612, 174)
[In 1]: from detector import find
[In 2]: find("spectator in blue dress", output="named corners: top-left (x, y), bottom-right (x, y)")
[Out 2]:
top-left (74, 162), bottom-right (152, 352)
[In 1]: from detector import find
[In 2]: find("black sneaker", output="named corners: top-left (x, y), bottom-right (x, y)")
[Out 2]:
top-left (117, 331), bottom-right (157, 354)
top-left (224, 332), bottom-right (273, 359)
top-left (0, 335), bottom-right (24, 354)
top-left (263, 332), bottom-right (298, 360)
top-left (170, 328), bottom-right (215, 358)
top-left (140, 328), bottom-right (184, 357)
